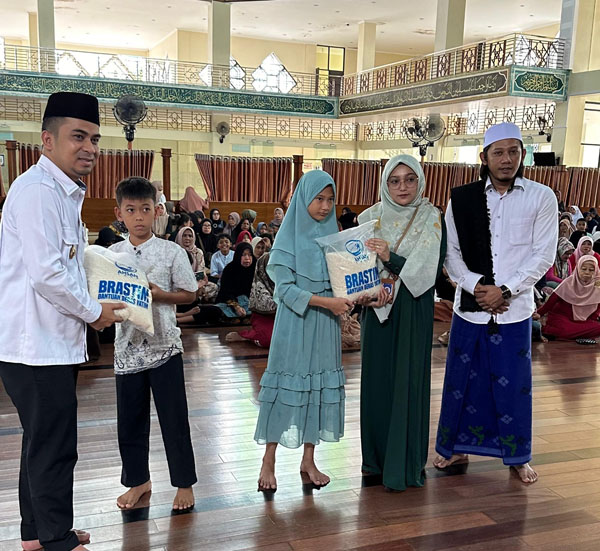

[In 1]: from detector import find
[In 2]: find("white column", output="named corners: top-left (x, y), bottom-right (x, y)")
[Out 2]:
top-left (357, 21), bottom-right (377, 73)
top-left (28, 12), bottom-right (38, 48)
top-left (209, 0), bottom-right (231, 67)
top-left (434, 0), bottom-right (466, 52)
top-left (37, 0), bottom-right (55, 50)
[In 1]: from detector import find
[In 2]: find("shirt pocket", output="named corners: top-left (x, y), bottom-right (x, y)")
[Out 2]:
top-left (509, 219), bottom-right (534, 246)
top-left (62, 226), bottom-right (79, 259)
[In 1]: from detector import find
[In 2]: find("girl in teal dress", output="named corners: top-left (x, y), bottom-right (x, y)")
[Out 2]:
top-left (254, 170), bottom-right (353, 491)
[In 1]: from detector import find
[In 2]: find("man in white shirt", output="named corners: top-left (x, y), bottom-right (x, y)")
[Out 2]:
top-left (0, 92), bottom-right (123, 551)
top-left (433, 122), bottom-right (557, 484)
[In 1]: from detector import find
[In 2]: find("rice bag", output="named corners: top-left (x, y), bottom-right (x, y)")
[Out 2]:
top-left (84, 245), bottom-right (154, 335)
top-left (316, 219), bottom-right (382, 300)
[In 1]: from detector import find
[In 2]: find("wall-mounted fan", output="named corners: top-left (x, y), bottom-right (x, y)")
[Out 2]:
top-left (113, 95), bottom-right (148, 148)
top-left (216, 121), bottom-right (231, 144)
top-left (406, 114), bottom-right (446, 158)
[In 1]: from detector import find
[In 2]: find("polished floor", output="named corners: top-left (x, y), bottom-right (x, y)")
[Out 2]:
top-left (1, 321), bottom-right (600, 550)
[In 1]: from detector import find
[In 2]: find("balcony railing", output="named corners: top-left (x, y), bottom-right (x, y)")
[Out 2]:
top-left (0, 33), bottom-right (567, 102)
top-left (0, 44), bottom-right (341, 97)
top-left (341, 34), bottom-right (567, 97)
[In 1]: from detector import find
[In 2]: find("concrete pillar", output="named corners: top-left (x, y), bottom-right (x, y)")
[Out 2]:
top-left (553, 0), bottom-right (600, 164)
top-left (434, 0), bottom-right (466, 52)
top-left (357, 22), bottom-right (376, 73)
top-left (560, 0), bottom-right (600, 71)
top-left (552, 96), bottom-right (586, 166)
top-left (209, 0), bottom-right (231, 67)
top-left (37, 0), bottom-right (55, 49)
top-left (28, 12), bottom-right (38, 48)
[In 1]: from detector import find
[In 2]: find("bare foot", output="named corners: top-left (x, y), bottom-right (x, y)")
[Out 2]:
top-left (72, 546), bottom-right (89, 551)
top-left (433, 453), bottom-right (469, 469)
top-left (300, 460), bottom-right (330, 487)
top-left (173, 487), bottom-right (195, 510)
top-left (257, 457), bottom-right (277, 491)
top-left (225, 332), bottom-right (245, 342)
top-left (23, 529), bottom-right (90, 551)
top-left (511, 463), bottom-right (538, 484)
top-left (117, 480), bottom-right (152, 509)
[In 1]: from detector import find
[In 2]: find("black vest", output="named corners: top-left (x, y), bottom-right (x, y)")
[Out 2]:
top-left (450, 180), bottom-right (495, 312)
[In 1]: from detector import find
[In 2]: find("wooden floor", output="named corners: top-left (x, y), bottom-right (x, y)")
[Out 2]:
top-left (2, 321), bottom-right (600, 550)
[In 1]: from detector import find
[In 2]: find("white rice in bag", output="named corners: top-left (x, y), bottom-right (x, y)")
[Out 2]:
top-left (316, 219), bottom-right (382, 300)
top-left (84, 245), bottom-right (154, 335)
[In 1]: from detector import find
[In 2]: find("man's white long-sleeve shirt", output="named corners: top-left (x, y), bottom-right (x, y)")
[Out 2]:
top-left (445, 177), bottom-right (558, 325)
top-left (0, 155), bottom-right (102, 365)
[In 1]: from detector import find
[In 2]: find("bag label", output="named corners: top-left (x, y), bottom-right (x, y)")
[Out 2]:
top-left (344, 267), bottom-right (381, 296)
top-left (97, 280), bottom-right (150, 309)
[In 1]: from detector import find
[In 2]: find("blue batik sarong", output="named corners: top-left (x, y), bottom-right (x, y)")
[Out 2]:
top-left (435, 315), bottom-right (533, 465)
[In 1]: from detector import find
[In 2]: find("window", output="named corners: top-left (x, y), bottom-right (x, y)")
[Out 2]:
top-left (252, 53), bottom-right (296, 94)
top-left (316, 45), bottom-right (345, 96)
top-left (199, 56), bottom-right (246, 90)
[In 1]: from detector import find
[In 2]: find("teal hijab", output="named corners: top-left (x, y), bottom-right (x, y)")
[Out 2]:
top-left (267, 170), bottom-right (337, 285)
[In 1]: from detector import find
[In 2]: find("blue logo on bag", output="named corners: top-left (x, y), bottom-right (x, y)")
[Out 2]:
top-left (345, 240), bottom-right (363, 257)
top-left (114, 261), bottom-right (140, 280)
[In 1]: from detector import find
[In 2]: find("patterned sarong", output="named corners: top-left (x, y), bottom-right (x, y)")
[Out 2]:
top-left (436, 315), bottom-right (533, 465)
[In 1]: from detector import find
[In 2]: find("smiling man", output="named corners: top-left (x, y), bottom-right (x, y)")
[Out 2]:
top-left (0, 92), bottom-right (124, 551)
top-left (433, 122), bottom-right (558, 484)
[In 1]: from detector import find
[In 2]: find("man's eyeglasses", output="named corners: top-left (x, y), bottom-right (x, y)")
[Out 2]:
top-left (387, 176), bottom-right (418, 189)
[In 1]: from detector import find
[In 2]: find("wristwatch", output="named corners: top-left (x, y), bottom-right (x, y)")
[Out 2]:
top-left (500, 285), bottom-right (512, 300)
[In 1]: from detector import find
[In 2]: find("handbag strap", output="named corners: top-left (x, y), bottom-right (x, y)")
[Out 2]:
top-left (391, 206), bottom-right (420, 253)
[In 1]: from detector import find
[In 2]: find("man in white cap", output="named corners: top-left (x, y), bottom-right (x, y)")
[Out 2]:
top-left (0, 92), bottom-right (124, 551)
top-left (433, 122), bottom-right (557, 484)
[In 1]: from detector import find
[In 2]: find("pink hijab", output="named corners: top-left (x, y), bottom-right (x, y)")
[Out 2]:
top-left (573, 235), bottom-right (594, 264)
top-left (179, 186), bottom-right (209, 213)
top-left (554, 255), bottom-right (600, 321)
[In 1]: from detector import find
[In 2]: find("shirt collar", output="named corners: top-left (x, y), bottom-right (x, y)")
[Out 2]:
top-left (38, 155), bottom-right (86, 196)
top-left (126, 234), bottom-right (156, 252)
top-left (485, 176), bottom-right (526, 193)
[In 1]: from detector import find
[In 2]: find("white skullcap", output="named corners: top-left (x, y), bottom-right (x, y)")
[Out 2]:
top-left (483, 122), bottom-right (523, 149)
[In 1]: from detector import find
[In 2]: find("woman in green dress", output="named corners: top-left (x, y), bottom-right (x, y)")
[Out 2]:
top-left (357, 154), bottom-right (447, 491)
top-left (254, 170), bottom-right (353, 492)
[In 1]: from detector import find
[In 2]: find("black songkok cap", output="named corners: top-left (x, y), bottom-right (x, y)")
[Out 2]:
top-left (43, 92), bottom-right (100, 126)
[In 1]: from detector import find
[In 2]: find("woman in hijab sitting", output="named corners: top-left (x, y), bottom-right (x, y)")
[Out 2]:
top-left (546, 237), bottom-right (575, 288)
top-left (356, 154), bottom-right (446, 492)
top-left (569, 236), bottom-right (600, 272)
top-left (174, 227), bottom-right (218, 305)
top-left (232, 217), bottom-right (256, 243)
top-left (251, 236), bottom-right (266, 259)
top-left (198, 218), bottom-right (219, 265)
top-left (209, 208), bottom-right (226, 233)
top-left (152, 202), bottom-right (170, 238)
top-left (537, 255), bottom-right (600, 342)
top-left (223, 212), bottom-right (240, 238)
top-left (225, 252), bottom-right (277, 348)
top-left (94, 226), bottom-right (123, 248)
top-left (214, 243), bottom-right (257, 323)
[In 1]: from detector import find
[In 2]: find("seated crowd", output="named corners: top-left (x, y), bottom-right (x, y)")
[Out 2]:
top-left (92, 184), bottom-right (361, 351)
top-left (92, 182), bottom-right (600, 351)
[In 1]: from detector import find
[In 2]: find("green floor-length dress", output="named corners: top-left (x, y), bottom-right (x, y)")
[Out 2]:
top-left (360, 230), bottom-right (446, 491)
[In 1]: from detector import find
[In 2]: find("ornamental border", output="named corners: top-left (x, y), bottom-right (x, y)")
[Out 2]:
top-left (0, 72), bottom-right (339, 119)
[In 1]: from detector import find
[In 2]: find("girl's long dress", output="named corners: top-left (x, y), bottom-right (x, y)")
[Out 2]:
top-left (360, 240), bottom-right (445, 491)
top-left (254, 265), bottom-right (344, 448)
top-left (537, 293), bottom-right (600, 339)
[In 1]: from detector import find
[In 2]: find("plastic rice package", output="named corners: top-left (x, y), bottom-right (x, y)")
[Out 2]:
top-left (84, 245), bottom-right (154, 335)
top-left (316, 219), bottom-right (382, 300)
